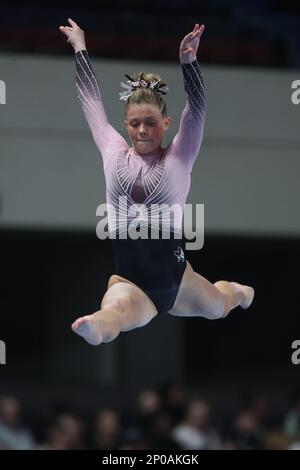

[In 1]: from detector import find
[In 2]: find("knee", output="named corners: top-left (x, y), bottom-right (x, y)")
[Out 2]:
top-left (104, 295), bottom-right (133, 316)
top-left (107, 274), bottom-right (123, 290)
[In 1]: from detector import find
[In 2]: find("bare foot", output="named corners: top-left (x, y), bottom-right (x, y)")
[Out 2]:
top-left (230, 282), bottom-right (255, 309)
top-left (71, 314), bottom-right (103, 345)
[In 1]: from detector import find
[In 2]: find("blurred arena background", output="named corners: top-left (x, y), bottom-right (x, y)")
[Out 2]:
top-left (0, 0), bottom-right (300, 450)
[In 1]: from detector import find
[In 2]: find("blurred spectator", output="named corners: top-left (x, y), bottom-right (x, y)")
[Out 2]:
top-left (40, 412), bottom-right (85, 450)
top-left (133, 388), bottom-right (162, 432)
top-left (148, 410), bottom-right (180, 449)
top-left (249, 395), bottom-right (270, 424)
top-left (160, 382), bottom-right (186, 426)
top-left (288, 437), bottom-right (300, 450)
top-left (0, 396), bottom-right (36, 450)
top-left (92, 408), bottom-right (122, 450)
top-left (283, 390), bottom-right (300, 440)
top-left (172, 398), bottom-right (221, 450)
top-left (231, 408), bottom-right (264, 449)
top-left (120, 426), bottom-right (149, 450)
top-left (263, 429), bottom-right (290, 450)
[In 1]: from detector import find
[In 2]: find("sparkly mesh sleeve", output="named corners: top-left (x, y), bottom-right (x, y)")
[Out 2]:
top-left (75, 50), bottom-right (128, 164)
top-left (172, 60), bottom-right (206, 171)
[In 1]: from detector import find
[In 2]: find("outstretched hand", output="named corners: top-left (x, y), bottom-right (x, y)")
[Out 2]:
top-left (179, 24), bottom-right (205, 64)
top-left (59, 18), bottom-right (86, 53)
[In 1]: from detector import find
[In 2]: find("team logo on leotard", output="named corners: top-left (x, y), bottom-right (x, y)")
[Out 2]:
top-left (174, 246), bottom-right (185, 263)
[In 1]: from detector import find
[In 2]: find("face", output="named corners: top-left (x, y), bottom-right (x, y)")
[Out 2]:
top-left (125, 104), bottom-right (172, 156)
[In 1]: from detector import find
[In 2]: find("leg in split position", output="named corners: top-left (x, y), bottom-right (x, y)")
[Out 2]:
top-left (168, 261), bottom-right (254, 319)
top-left (71, 275), bottom-right (158, 345)
top-left (71, 262), bottom-right (254, 345)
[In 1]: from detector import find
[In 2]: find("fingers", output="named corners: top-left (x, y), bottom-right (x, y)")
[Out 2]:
top-left (68, 18), bottom-right (78, 27)
top-left (59, 26), bottom-right (72, 32)
top-left (59, 18), bottom-right (78, 33)
top-left (192, 24), bottom-right (205, 35)
top-left (187, 24), bottom-right (199, 36)
top-left (59, 26), bottom-right (69, 36)
top-left (199, 24), bottom-right (205, 36)
top-left (181, 24), bottom-right (204, 47)
top-left (184, 24), bottom-right (204, 40)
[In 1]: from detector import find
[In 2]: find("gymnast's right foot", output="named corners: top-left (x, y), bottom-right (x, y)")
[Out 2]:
top-left (230, 282), bottom-right (255, 309)
top-left (71, 314), bottom-right (103, 345)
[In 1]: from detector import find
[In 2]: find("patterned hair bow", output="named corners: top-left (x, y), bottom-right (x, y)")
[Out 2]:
top-left (119, 73), bottom-right (170, 102)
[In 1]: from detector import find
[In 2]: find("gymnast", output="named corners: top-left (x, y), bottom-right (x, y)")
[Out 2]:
top-left (59, 19), bottom-right (254, 345)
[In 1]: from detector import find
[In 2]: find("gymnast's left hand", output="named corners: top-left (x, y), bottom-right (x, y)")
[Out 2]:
top-left (179, 23), bottom-right (205, 64)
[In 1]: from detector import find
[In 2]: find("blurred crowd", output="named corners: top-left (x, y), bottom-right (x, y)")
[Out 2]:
top-left (1, 383), bottom-right (300, 450)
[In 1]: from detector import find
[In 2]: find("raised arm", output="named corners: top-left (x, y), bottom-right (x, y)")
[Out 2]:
top-left (59, 19), bottom-right (128, 162)
top-left (172, 24), bottom-right (206, 172)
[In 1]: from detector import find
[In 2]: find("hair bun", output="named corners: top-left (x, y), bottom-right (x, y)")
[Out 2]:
top-left (119, 72), bottom-right (169, 102)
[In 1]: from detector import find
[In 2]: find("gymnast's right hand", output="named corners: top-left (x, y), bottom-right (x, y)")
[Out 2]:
top-left (59, 18), bottom-right (86, 53)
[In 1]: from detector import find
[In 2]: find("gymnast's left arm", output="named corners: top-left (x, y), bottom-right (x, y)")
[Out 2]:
top-left (172, 24), bottom-right (207, 171)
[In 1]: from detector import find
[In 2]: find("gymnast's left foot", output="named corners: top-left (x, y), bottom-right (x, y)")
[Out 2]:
top-left (71, 314), bottom-right (103, 345)
top-left (230, 282), bottom-right (255, 309)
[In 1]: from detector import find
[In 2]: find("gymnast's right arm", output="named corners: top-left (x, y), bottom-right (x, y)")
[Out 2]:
top-left (59, 18), bottom-right (128, 159)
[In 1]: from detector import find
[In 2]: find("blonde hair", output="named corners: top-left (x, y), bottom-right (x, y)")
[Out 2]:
top-left (124, 72), bottom-right (168, 117)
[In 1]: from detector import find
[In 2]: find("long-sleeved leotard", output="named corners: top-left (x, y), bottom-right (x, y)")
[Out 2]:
top-left (75, 50), bottom-right (206, 313)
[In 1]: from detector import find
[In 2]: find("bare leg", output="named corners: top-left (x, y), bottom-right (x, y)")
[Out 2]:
top-left (169, 261), bottom-right (254, 319)
top-left (72, 275), bottom-right (158, 345)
